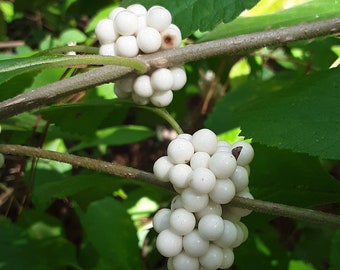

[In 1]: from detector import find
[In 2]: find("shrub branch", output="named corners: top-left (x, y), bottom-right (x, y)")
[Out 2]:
top-left (1, 143), bottom-right (339, 227)
top-left (0, 18), bottom-right (339, 120)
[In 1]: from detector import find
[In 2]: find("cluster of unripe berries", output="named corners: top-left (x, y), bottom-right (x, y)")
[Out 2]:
top-left (95, 4), bottom-right (186, 107)
top-left (152, 128), bottom-right (254, 270)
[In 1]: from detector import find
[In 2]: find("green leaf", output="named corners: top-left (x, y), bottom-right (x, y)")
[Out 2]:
top-left (330, 229), bottom-right (340, 270)
top-left (60, 29), bottom-right (87, 45)
top-left (199, 0), bottom-right (340, 42)
top-left (206, 68), bottom-right (340, 160)
top-left (80, 197), bottom-right (142, 270)
top-left (121, 0), bottom-right (259, 37)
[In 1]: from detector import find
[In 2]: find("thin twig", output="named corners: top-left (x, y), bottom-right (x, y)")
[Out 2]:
top-left (1, 144), bottom-right (339, 227)
top-left (0, 18), bottom-right (339, 120)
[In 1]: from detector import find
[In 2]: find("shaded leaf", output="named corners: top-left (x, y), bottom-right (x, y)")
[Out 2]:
top-left (330, 230), bottom-right (340, 270)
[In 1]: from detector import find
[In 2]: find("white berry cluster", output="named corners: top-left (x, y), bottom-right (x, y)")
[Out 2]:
top-left (152, 128), bottom-right (254, 270)
top-left (95, 4), bottom-right (186, 107)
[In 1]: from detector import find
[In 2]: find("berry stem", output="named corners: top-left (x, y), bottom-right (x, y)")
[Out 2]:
top-left (1, 143), bottom-right (339, 227)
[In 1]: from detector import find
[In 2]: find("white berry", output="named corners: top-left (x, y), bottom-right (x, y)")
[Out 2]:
top-left (183, 229), bottom-right (210, 257)
top-left (199, 244), bottom-right (223, 270)
top-left (115, 36), bottom-right (139, 57)
top-left (198, 214), bottom-right (224, 241)
top-left (170, 66), bottom-right (187, 90)
top-left (190, 167), bottom-right (216, 194)
top-left (131, 92), bottom-right (149, 105)
top-left (114, 10), bottom-right (138, 36)
top-left (133, 75), bottom-right (154, 97)
top-left (136, 27), bottom-right (161, 53)
top-left (176, 133), bottom-right (192, 141)
top-left (156, 229), bottom-right (182, 257)
top-left (171, 195), bottom-right (183, 211)
top-left (214, 220), bottom-right (238, 248)
top-left (151, 68), bottom-right (174, 92)
top-left (95, 19), bottom-right (118, 44)
top-left (192, 128), bottom-right (218, 155)
top-left (208, 152), bottom-right (237, 179)
top-left (167, 138), bottom-right (194, 164)
top-left (209, 179), bottom-right (236, 204)
top-left (161, 24), bottom-right (182, 50)
top-left (126, 4), bottom-right (147, 16)
top-left (220, 248), bottom-right (235, 269)
top-left (147, 5), bottom-right (172, 31)
top-left (230, 165), bottom-right (249, 193)
top-left (232, 141), bottom-right (254, 166)
top-left (153, 208), bottom-right (171, 233)
top-left (170, 208), bottom-right (196, 235)
top-left (172, 251), bottom-right (199, 270)
top-left (153, 156), bottom-right (174, 182)
top-left (181, 188), bottom-right (209, 212)
top-left (195, 199), bottom-right (222, 220)
top-left (108, 7), bottom-right (126, 21)
top-left (190, 151), bottom-right (210, 170)
top-left (99, 43), bottom-right (116, 56)
top-left (150, 90), bottom-right (173, 107)
top-left (169, 164), bottom-right (192, 189)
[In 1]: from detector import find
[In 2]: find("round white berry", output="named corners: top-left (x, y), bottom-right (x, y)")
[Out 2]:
top-left (220, 248), bottom-right (235, 269)
top-left (108, 7), bottom-right (126, 21)
top-left (199, 244), bottom-right (223, 270)
top-left (198, 214), bottom-right (224, 241)
top-left (131, 92), bottom-right (149, 105)
top-left (99, 43), bottom-right (116, 56)
top-left (115, 36), bottom-right (139, 57)
top-left (169, 164), bottom-right (192, 189)
top-left (114, 85), bottom-right (130, 98)
top-left (170, 66), bottom-right (187, 91)
top-left (136, 15), bottom-right (147, 33)
top-left (156, 229), bottom-right (182, 257)
top-left (195, 200), bottom-right (222, 220)
top-left (133, 75), bottom-right (154, 98)
top-left (160, 24), bottom-right (182, 50)
top-left (150, 68), bottom-right (174, 92)
top-left (153, 156), bottom-right (174, 182)
top-left (209, 179), bottom-right (236, 204)
top-left (176, 133), bottom-right (192, 142)
top-left (190, 167), bottom-right (216, 194)
top-left (147, 5), bottom-right (172, 32)
top-left (114, 10), bottom-right (138, 36)
top-left (150, 90), bottom-right (173, 107)
top-left (208, 152), bottom-right (237, 179)
top-left (172, 251), bottom-right (199, 270)
top-left (170, 208), bottom-right (196, 236)
top-left (181, 188), bottom-right (209, 212)
top-left (230, 165), bottom-right (249, 193)
top-left (114, 77), bottom-right (134, 98)
top-left (231, 222), bottom-right (248, 248)
top-left (190, 151), bottom-right (210, 170)
top-left (183, 229), bottom-right (210, 257)
top-left (216, 140), bottom-right (232, 152)
top-left (171, 195), bottom-right (183, 211)
top-left (153, 208), bottom-right (171, 233)
top-left (95, 19), bottom-right (118, 45)
top-left (167, 138), bottom-right (194, 164)
top-left (126, 4), bottom-right (147, 16)
top-left (214, 220), bottom-right (238, 248)
top-left (232, 141), bottom-right (254, 166)
top-left (136, 27), bottom-right (161, 53)
top-left (192, 128), bottom-right (218, 155)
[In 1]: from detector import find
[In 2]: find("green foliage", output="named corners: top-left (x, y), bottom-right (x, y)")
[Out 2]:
top-left (0, 0), bottom-right (339, 269)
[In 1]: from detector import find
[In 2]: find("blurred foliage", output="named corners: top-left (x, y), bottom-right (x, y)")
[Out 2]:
top-left (0, 0), bottom-right (340, 269)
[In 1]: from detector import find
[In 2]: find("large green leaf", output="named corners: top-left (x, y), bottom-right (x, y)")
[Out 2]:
top-left (330, 229), bottom-right (340, 270)
top-left (199, 0), bottom-right (340, 42)
top-left (80, 197), bottom-right (142, 269)
top-left (206, 67), bottom-right (340, 160)
top-left (121, 0), bottom-right (259, 37)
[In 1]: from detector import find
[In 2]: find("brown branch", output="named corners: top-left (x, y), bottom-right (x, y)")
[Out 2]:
top-left (0, 18), bottom-right (339, 120)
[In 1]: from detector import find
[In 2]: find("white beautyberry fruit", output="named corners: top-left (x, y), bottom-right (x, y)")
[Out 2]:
top-left (153, 156), bottom-right (174, 182)
top-left (173, 251), bottom-right (200, 270)
top-left (220, 248), bottom-right (235, 269)
top-left (133, 75), bottom-right (154, 97)
top-left (170, 208), bottom-right (196, 235)
top-left (147, 5), bottom-right (172, 32)
top-left (108, 7), bottom-right (126, 21)
top-left (114, 10), bottom-right (138, 36)
top-left (115, 36), bottom-right (139, 57)
top-left (214, 220), bottom-right (238, 248)
top-left (181, 188), bottom-right (209, 212)
top-left (230, 165), bottom-right (249, 193)
top-left (136, 15), bottom-right (147, 33)
top-left (171, 195), bottom-right (183, 211)
top-left (150, 90), bottom-right (173, 107)
top-left (231, 222), bottom-right (248, 248)
top-left (99, 43), bottom-right (116, 56)
top-left (153, 208), bottom-right (171, 233)
top-left (192, 128), bottom-right (218, 155)
top-left (114, 77), bottom-right (134, 98)
top-left (199, 244), bottom-right (223, 270)
top-left (208, 152), bottom-right (237, 179)
top-left (209, 179), bottom-right (236, 204)
top-left (190, 151), bottom-right (210, 170)
top-left (216, 140), bottom-right (232, 152)
top-left (160, 24), bottom-right (182, 50)
top-left (126, 4), bottom-right (147, 16)
top-left (156, 229), bottom-right (182, 257)
top-left (170, 66), bottom-right (187, 91)
top-left (136, 27), bottom-right (161, 53)
top-left (198, 214), bottom-right (224, 241)
top-left (183, 229), bottom-right (210, 257)
top-left (176, 133), bottom-right (192, 142)
top-left (169, 164), bottom-right (192, 189)
top-left (95, 19), bottom-right (118, 44)
top-left (113, 85), bottom-right (131, 98)
top-left (167, 138), bottom-right (194, 164)
top-left (131, 92), bottom-right (149, 105)
top-left (232, 141), bottom-right (254, 166)
top-left (190, 167), bottom-right (216, 194)
top-left (195, 199), bottom-right (222, 220)
top-left (150, 68), bottom-right (174, 92)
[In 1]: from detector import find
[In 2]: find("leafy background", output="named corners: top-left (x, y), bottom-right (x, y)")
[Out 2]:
top-left (0, 0), bottom-right (340, 269)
